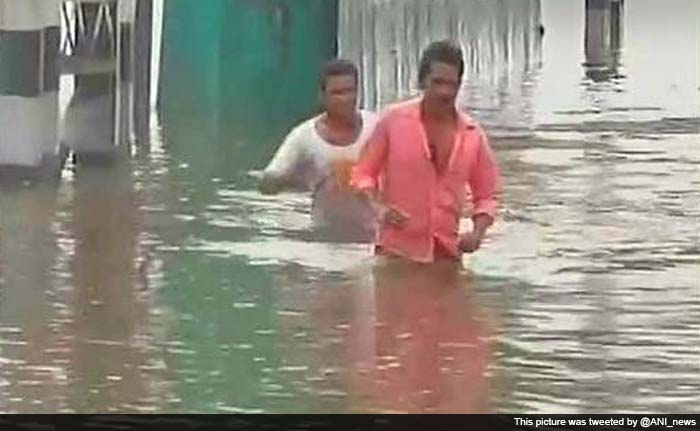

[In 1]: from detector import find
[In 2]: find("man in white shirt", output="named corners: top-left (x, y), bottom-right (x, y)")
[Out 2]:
top-left (259, 60), bottom-right (378, 242)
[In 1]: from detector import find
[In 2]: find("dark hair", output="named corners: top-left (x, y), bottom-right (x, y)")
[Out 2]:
top-left (320, 59), bottom-right (358, 90)
top-left (418, 40), bottom-right (465, 86)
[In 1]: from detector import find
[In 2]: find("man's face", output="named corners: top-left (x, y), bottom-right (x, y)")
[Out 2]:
top-left (422, 61), bottom-right (461, 109)
top-left (323, 74), bottom-right (358, 118)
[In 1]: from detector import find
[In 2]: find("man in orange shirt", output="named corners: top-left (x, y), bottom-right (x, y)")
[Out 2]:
top-left (350, 40), bottom-right (501, 263)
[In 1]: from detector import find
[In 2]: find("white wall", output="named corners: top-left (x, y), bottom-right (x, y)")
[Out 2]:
top-left (0, 0), bottom-right (60, 167)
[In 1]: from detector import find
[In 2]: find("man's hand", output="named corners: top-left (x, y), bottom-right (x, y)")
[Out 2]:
top-left (355, 188), bottom-right (410, 229)
top-left (459, 214), bottom-right (493, 253)
top-left (458, 230), bottom-right (484, 253)
top-left (372, 201), bottom-right (410, 229)
top-left (258, 173), bottom-right (286, 195)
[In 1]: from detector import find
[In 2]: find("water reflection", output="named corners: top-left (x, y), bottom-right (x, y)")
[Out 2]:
top-left (535, 0), bottom-right (699, 126)
top-left (0, 161), bottom-right (175, 413)
top-left (0, 185), bottom-right (65, 413)
top-left (68, 164), bottom-right (156, 412)
top-left (0, 0), bottom-right (698, 415)
top-left (270, 258), bottom-right (495, 413)
top-left (345, 260), bottom-right (493, 413)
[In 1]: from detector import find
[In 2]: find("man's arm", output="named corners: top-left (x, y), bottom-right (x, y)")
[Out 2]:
top-left (349, 115), bottom-right (389, 193)
top-left (258, 127), bottom-right (305, 195)
top-left (349, 115), bottom-right (409, 228)
top-left (460, 129), bottom-right (501, 252)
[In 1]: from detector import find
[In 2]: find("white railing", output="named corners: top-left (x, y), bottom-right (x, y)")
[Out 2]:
top-left (59, 0), bottom-right (137, 149)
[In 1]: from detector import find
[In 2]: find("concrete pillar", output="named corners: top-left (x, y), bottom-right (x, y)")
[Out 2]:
top-left (585, 0), bottom-right (624, 82)
top-left (0, 0), bottom-right (60, 174)
top-left (118, 0), bottom-right (136, 148)
top-left (133, 0), bottom-right (152, 145)
top-left (610, 0), bottom-right (624, 66)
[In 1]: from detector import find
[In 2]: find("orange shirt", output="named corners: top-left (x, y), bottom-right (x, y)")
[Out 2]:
top-left (350, 98), bottom-right (501, 263)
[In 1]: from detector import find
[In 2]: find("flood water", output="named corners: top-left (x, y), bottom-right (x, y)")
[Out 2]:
top-left (1, 0), bottom-right (698, 413)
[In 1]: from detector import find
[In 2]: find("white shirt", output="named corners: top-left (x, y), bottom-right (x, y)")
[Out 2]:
top-left (264, 110), bottom-right (379, 242)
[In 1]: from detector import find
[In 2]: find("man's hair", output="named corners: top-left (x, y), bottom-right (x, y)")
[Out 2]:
top-left (320, 59), bottom-right (358, 90)
top-left (418, 40), bottom-right (465, 86)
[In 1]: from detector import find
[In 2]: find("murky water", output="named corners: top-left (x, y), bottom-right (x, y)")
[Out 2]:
top-left (1, 0), bottom-right (698, 413)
